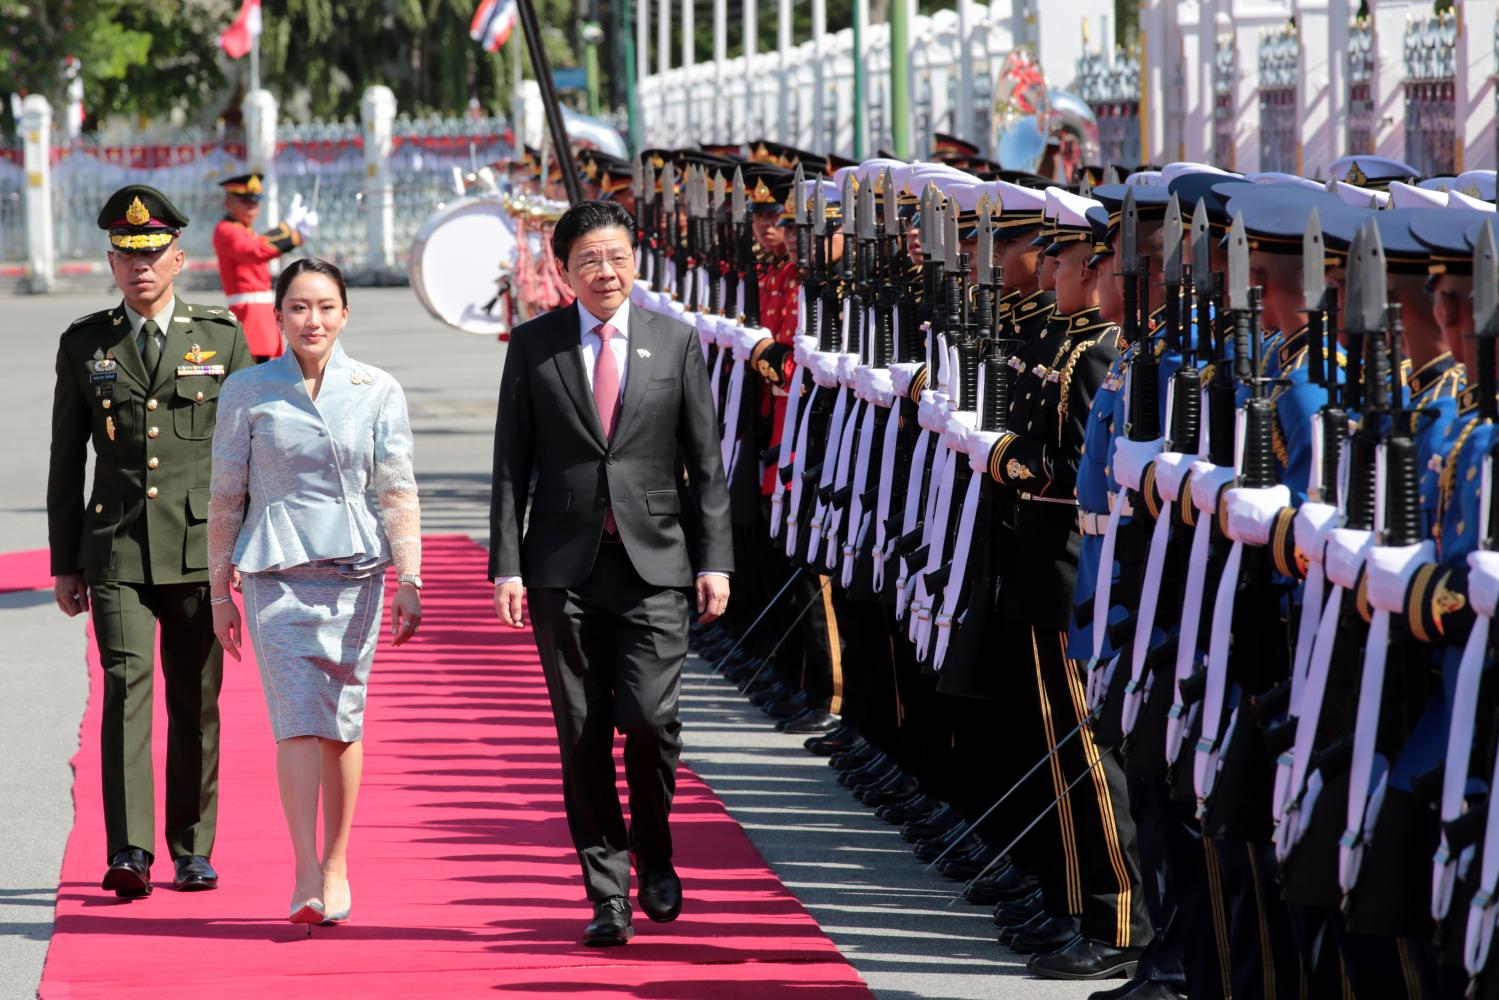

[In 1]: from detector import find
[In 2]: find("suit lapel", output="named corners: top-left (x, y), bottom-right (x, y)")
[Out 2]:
top-left (611, 303), bottom-right (659, 445)
top-left (550, 302), bottom-right (609, 449)
top-left (150, 298), bottom-right (195, 396)
top-left (104, 302), bottom-right (151, 390)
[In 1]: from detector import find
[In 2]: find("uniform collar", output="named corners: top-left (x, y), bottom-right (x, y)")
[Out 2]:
top-left (276, 339), bottom-right (351, 382)
top-left (123, 295), bottom-right (176, 339)
top-left (1409, 351), bottom-right (1458, 401)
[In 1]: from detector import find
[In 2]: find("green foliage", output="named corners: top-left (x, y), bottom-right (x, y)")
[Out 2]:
top-left (0, 0), bottom-right (234, 128)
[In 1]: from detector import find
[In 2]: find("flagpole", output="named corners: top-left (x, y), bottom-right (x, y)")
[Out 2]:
top-left (249, 15), bottom-right (261, 92)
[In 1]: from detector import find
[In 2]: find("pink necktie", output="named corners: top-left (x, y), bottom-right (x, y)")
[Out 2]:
top-left (593, 323), bottom-right (621, 533)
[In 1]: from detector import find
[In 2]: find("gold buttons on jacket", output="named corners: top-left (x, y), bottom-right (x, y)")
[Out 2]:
top-left (146, 398), bottom-right (158, 411)
top-left (148, 426), bottom-right (159, 438)
top-left (101, 399), bottom-right (112, 409)
top-left (194, 391), bottom-right (205, 403)
top-left (146, 486), bottom-right (159, 499)
top-left (94, 504), bottom-right (103, 513)
top-left (148, 457), bottom-right (159, 470)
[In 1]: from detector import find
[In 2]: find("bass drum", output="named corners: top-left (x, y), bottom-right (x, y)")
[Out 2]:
top-left (409, 195), bottom-right (518, 336)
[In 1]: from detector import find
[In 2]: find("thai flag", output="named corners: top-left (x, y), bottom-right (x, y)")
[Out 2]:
top-left (469, 0), bottom-right (517, 53)
top-left (218, 0), bottom-right (263, 60)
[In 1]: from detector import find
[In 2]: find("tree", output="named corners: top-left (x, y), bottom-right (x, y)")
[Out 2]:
top-left (0, 0), bottom-right (234, 131)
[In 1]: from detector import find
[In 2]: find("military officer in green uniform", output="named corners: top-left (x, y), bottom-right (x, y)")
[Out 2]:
top-left (47, 185), bottom-right (252, 898)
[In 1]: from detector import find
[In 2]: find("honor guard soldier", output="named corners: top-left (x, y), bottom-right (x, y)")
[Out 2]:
top-left (49, 185), bottom-right (253, 899)
top-left (212, 172), bottom-right (317, 361)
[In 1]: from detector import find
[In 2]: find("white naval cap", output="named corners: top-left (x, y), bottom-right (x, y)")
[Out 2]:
top-left (1328, 154), bottom-right (1418, 186)
top-left (1419, 176), bottom-right (1458, 192)
top-left (1161, 161), bottom-right (1236, 186)
top-left (1389, 181), bottom-right (1449, 209)
top-left (1248, 171), bottom-right (1325, 192)
top-left (1045, 186), bottom-right (1103, 233)
top-left (1328, 180), bottom-right (1390, 208)
top-left (796, 178), bottom-right (842, 204)
top-left (1447, 189), bottom-right (1497, 213)
top-left (1126, 170), bottom-right (1164, 187)
top-left (1455, 170), bottom-right (1497, 201)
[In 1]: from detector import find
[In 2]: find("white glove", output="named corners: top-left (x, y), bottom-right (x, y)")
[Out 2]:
top-left (1366, 541), bottom-right (1435, 614)
top-left (1323, 527), bottom-right (1373, 591)
top-left (285, 193), bottom-right (318, 238)
top-left (1112, 436), bottom-right (1165, 492)
top-left (1293, 503), bottom-right (1340, 567)
top-left (1152, 452), bottom-right (1193, 504)
top-left (942, 410), bottom-right (976, 452)
top-left (966, 430), bottom-right (1002, 472)
top-left (1223, 485), bottom-right (1291, 547)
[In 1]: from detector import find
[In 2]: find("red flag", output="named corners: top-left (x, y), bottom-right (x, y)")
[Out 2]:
top-left (218, 0), bottom-right (263, 60)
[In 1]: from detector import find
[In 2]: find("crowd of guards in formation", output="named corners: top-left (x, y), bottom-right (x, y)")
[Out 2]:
top-left (579, 132), bottom-right (1499, 1000)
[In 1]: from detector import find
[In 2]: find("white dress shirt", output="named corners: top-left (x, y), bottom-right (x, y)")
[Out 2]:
top-left (497, 297), bottom-right (726, 586)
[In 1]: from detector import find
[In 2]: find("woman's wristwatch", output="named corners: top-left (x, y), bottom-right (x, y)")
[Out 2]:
top-left (397, 572), bottom-right (423, 590)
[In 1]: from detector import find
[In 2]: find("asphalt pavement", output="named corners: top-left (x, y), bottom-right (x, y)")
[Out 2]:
top-left (1, 285), bottom-right (1097, 999)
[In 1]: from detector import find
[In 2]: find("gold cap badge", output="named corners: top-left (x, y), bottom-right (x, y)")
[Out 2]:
top-left (125, 196), bottom-right (151, 226)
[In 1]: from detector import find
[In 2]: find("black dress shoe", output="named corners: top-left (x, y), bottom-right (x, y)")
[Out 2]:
top-left (1008, 916), bottom-right (1080, 953)
top-left (1087, 981), bottom-right (1185, 1000)
top-left (939, 844), bottom-right (1001, 880)
top-left (1027, 935), bottom-right (1144, 980)
top-left (830, 744), bottom-right (880, 770)
top-left (102, 847), bottom-right (152, 898)
top-left (806, 730), bottom-right (864, 755)
top-left (914, 828), bottom-right (976, 862)
top-left (851, 766), bottom-right (908, 798)
top-left (783, 711), bottom-right (841, 735)
top-left (968, 862), bottom-right (1039, 903)
top-left (583, 896), bottom-right (634, 946)
top-left (992, 888), bottom-right (1044, 926)
top-left (637, 864), bottom-right (683, 923)
top-left (839, 754), bottom-right (892, 787)
top-left (902, 803), bottom-right (961, 841)
top-left (997, 907), bottom-right (1050, 945)
top-left (172, 855), bottom-right (218, 891)
top-left (861, 773), bottom-right (920, 806)
top-left (876, 793), bottom-right (936, 824)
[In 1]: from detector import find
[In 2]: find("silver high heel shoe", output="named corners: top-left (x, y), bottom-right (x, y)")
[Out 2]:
top-left (322, 890), bottom-right (351, 925)
top-left (289, 899), bottom-right (325, 925)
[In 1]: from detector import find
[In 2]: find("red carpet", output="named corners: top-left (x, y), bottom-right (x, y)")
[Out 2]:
top-left (36, 535), bottom-right (871, 999)
top-left (0, 547), bottom-right (53, 592)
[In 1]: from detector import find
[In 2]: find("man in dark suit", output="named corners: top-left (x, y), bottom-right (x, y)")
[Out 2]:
top-left (490, 200), bottom-right (733, 946)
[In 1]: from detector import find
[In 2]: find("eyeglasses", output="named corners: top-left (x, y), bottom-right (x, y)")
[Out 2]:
top-left (572, 252), bottom-right (634, 275)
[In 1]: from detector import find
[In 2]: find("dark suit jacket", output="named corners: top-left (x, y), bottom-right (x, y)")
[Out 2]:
top-left (489, 299), bottom-right (734, 589)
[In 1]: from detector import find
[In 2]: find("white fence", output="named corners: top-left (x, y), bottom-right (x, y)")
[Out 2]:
top-left (8, 89), bottom-right (513, 291)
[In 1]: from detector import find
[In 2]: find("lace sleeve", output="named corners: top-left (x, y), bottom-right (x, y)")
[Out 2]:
top-left (208, 376), bottom-right (251, 590)
top-left (373, 378), bottom-right (421, 577)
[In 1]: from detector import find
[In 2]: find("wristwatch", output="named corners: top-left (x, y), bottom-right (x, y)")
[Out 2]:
top-left (397, 573), bottom-right (423, 590)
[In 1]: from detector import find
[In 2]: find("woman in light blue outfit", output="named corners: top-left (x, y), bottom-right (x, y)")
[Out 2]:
top-left (207, 258), bottom-right (422, 927)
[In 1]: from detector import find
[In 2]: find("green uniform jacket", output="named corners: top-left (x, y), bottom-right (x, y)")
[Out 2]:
top-left (48, 298), bottom-right (252, 584)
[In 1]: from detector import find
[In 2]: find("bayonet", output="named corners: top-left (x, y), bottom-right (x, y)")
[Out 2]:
top-left (792, 163), bottom-right (808, 227)
top-left (1475, 221), bottom-right (1497, 424)
top-left (1346, 219), bottom-right (1387, 338)
top-left (944, 197), bottom-right (959, 273)
top-left (1163, 195), bottom-right (1182, 288)
top-left (1191, 199), bottom-right (1213, 304)
top-left (882, 168), bottom-right (899, 236)
top-left (812, 179), bottom-right (827, 237)
top-left (857, 176), bottom-right (876, 242)
top-left (1227, 213), bottom-right (1250, 314)
top-left (1303, 207), bottom-right (1327, 389)
top-left (977, 200), bottom-right (994, 287)
top-left (731, 167), bottom-right (745, 219)
top-left (661, 161), bottom-right (677, 215)
top-left (1121, 188), bottom-right (1139, 276)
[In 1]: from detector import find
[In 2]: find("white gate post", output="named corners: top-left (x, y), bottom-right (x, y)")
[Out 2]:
top-left (21, 94), bottom-right (52, 293)
top-left (1457, 0), bottom-right (1497, 172)
top-left (360, 85), bottom-right (397, 273)
top-left (242, 88), bottom-right (279, 226)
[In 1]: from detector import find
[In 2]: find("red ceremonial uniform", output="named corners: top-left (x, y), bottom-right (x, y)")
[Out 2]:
top-left (212, 218), bottom-right (300, 358)
top-left (757, 255), bottom-right (801, 494)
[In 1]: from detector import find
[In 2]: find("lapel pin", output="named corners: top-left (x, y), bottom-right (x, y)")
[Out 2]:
top-left (636, 348), bottom-right (651, 359)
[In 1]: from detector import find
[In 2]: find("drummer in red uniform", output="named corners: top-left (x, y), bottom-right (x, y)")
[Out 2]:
top-left (211, 173), bottom-right (317, 361)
